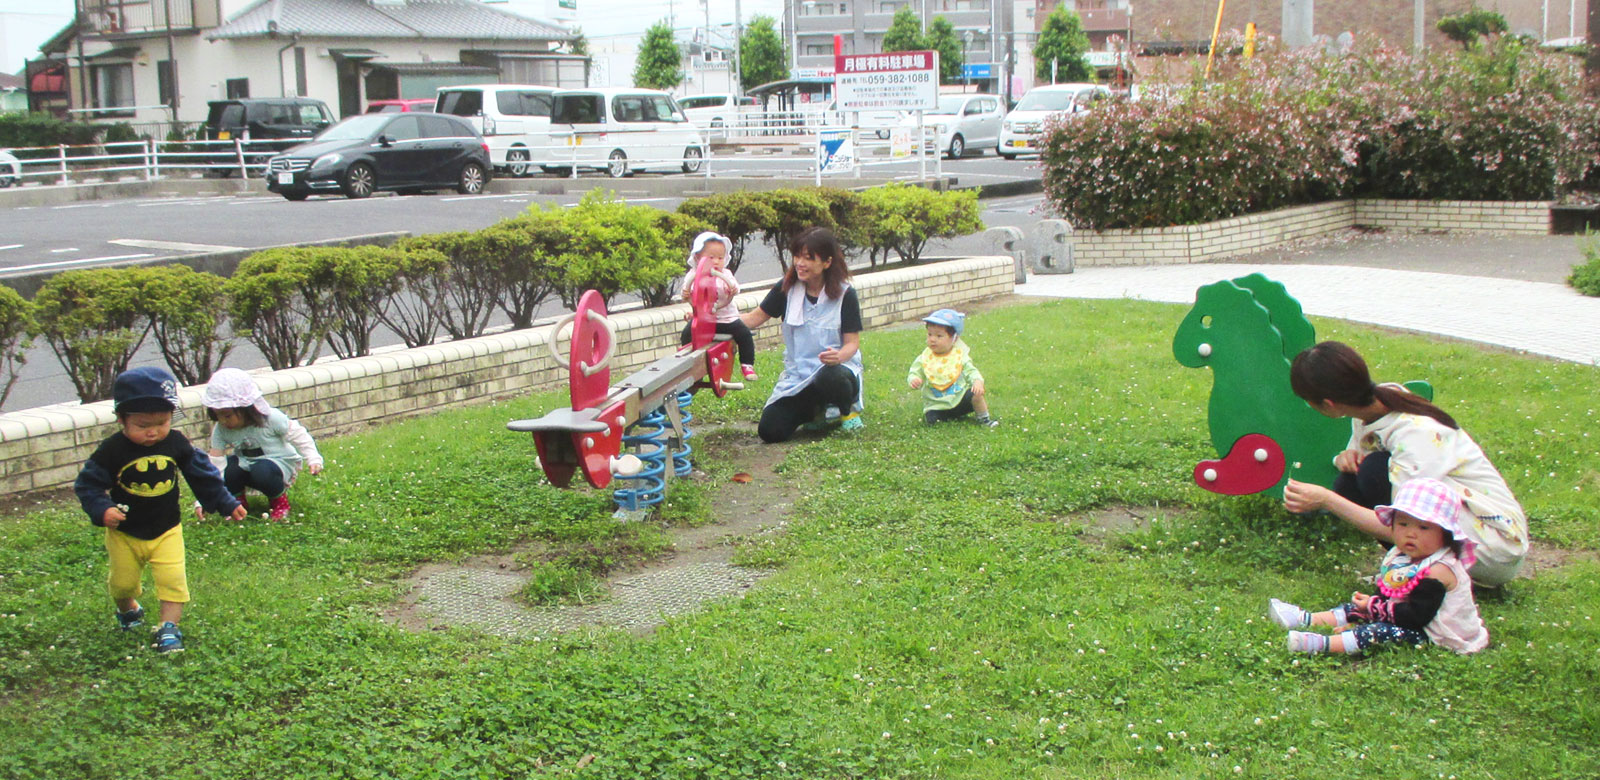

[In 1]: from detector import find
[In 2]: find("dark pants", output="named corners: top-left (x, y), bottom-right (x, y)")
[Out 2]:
top-left (924, 389), bottom-right (976, 424)
top-left (224, 456), bottom-right (287, 498)
top-left (758, 364), bottom-right (859, 443)
top-left (680, 321), bottom-right (757, 367)
top-left (1332, 451), bottom-right (1392, 509)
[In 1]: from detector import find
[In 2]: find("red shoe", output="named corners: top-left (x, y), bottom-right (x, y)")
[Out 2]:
top-left (268, 494), bottom-right (291, 521)
top-left (740, 364), bottom-right (759, 381)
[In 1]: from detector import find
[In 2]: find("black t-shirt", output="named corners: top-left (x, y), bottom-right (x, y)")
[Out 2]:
top-left (758, 285), bottom-right (862, 333)
top-left (74, 430), bottom-right (236, 540)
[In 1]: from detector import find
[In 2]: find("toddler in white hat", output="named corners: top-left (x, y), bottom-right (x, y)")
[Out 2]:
top-left (200, 368), bottom-right (324, 521)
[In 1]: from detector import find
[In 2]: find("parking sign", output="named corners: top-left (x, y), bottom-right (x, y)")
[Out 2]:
top-left (833, 51), bottom-right (939, 112)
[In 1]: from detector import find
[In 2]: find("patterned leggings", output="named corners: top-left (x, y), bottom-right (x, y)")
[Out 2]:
top-left (1337, 602), bottom-right (1430, 651)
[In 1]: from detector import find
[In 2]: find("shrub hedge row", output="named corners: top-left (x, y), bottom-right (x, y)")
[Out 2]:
top-left (1, 184), bottom-right (983, 407)
top-left (1041, 38), bottom-right (1600, 230)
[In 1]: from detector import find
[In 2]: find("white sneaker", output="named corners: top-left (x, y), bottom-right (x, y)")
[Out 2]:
top-left (1268, 598), bottom-right (1309, 629)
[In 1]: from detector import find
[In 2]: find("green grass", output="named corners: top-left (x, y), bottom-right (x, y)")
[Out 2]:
top-left (2, 298), bottom-right (1598, 779)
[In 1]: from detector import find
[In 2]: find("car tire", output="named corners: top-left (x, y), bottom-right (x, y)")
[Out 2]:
top-left (281, 191), bottom-right (309, 201)
top-left (876, 129), bottom-right (890, 139)
top-left (456, 161), bottom-right (487, 194)
top-left (681, 146), bottom-right (704, 174)
top-left (999, 151), bottom-right (1017, 160)
top-left (506, 148), bottom-right (531, 178)
top-left (947, 135), bottom-right (965, 160)
top-left (606, 150), bottom-right (628, 178)
top-left (0, 173), bottom-right (13, 188)
top-left (341, 163), bottom-right (376, 199)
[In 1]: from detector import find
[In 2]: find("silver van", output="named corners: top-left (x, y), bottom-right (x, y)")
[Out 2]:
top-left (435, 84), bottom-right (556, 177)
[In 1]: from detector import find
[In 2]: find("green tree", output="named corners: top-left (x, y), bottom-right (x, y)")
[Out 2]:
top-left (926, 17), bottom-right (963, 84)
top-left (1034, 5), bottom-right (1093, 83)
top-left (740, 15), bottom-right (788, 89)
top-left (0, 285), bottom-right (32, 409)
top-left (1437, 8), bottom-right (1509, 49)
top-left (634, 20), bottom-right (683, 90)
top-left (882, 7), bottom-right (926, 52)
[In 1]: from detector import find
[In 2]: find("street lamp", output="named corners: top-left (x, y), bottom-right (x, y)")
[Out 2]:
top-left (962, 30), bottom-right (974, 92)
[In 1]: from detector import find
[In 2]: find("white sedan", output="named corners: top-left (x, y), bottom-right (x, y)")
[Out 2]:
top-left (897, 94), bottom-right (1005, 159)
top-left (0, 149), bottom-right (19, 188)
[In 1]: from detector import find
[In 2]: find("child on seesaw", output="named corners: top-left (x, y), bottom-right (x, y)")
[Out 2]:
top-left (678, 231), bottom-right (759, 381)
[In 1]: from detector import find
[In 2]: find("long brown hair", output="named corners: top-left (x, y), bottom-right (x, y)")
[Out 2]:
top-left (781, 227), bottom-right (849, 300)
top-left (1289, 341), bottom-right (1458, 429)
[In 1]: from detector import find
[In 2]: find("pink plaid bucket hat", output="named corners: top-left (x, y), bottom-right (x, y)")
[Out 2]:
top-left (201, 368), bottom-right (272, 416)
top-left (1376, 478), bottom-right (1477, 565)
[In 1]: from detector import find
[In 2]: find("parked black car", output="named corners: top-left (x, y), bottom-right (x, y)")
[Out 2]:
top-left (204, 98), bottom-right (334, 176)
top-left (265, 113), bottom-right (492, 201)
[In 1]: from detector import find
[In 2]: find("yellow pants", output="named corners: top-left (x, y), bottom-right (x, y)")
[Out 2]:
top-left (105, 525), bottom-right (189, 604)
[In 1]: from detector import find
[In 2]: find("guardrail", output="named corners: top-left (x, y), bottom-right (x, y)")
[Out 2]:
top-left (0, 138), bottom-right (304, 185)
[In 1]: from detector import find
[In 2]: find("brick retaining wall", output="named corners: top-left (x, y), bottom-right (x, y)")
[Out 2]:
top-left (0, 256), bottom-right (1014, 497)
top-left (1074, 199), bottom-right (1551, 266)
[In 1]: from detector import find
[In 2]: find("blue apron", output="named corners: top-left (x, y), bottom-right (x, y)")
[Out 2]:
top-left (765, 283), bottom-right (864, 411)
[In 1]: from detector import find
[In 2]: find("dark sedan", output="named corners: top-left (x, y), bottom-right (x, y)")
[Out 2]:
top-left (266, 113), bottom-right (491, 201)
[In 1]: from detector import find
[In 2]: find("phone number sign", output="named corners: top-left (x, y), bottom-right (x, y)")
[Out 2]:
top-left (834, 51), bottom-right (939, 111)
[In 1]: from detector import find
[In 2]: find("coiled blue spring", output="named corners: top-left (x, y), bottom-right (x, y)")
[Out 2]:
top-left (673, 391), bottom-right (694, 477)
top-left (612, 408), bottom-right (668, 512)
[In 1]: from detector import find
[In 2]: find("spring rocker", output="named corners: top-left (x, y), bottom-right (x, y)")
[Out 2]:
top-left (1172, 273), bottom-right (1349, 497)
top-left (507, 257), bottom-right (744, 516)
top-left (1172, 273), bottom-right (1436, 498)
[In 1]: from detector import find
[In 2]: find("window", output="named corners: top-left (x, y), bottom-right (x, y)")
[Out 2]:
top-left (804, 44), bottom-right (832, 55)
top-left (877, 0), bottom-right (905, 11)
top-left (497, 90), bottom-right (551, 117)
top-left (383, 115), bottom-right (422, 141)
top-left (91, 63), bottom-right (135, 115)
top-left (298, 104), bottom-right (330, 125)
top-left (420, 115), bottom-right (464, 137)
top-left (649, 96), bottom-right (683, 122)
top-left (156, 60), bottom-right (174, 106)
top-left (436, 90), bottom-right (483, 116)
top-left (225, 77), bottom-right (249, 99)
top-left (613, 96), bottom-right (646, 122)
top-left (553, 94), bottom-right (603, 123)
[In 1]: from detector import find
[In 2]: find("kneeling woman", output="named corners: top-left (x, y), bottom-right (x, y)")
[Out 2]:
top-left (741, 227), bottom-right (864, 443)
top-left (1282, 341), bottom-right (1529, 587)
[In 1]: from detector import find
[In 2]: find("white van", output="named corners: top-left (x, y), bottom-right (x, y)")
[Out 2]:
top-left (677, 93), bottom-right (756, 139)
top-left (550, 87), bottom-right (707, 177)
top-left (434, 84), bottom-right (556, 177)
top-left (996, 83), bottom-right (1110, 159)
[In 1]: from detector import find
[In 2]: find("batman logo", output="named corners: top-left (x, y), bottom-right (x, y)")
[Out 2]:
top-left (117, 455), bottom-right (178, 498)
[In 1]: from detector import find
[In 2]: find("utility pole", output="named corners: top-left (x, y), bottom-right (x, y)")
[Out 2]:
top-left (734, 0), bottom-right (744, 97)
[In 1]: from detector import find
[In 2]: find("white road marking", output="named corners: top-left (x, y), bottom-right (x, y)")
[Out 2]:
top-left (50, 248), bottom-right (79, 253)
top-left (0, 244), bottom-right (21, 252)
top-left (109, 239), bottom-right (245, 252)
top-left (6, 254), bottom-right (156, 273)
top-left (50, 203), bottom-right (112, 210)
top-left (439, 193), bottom-right (528, 202)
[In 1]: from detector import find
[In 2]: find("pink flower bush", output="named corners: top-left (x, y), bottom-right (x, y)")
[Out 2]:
top-left (1040, 39), bottom-right (1600, 230)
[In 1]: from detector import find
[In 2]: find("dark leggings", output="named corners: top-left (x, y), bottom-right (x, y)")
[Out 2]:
top-left (924, 389), bottom-right (976, 424)
top-left (1335, 601), bottom-right (1430, 652)
top-left (680, 321), bottom-right (757, 366)
top-left (1332, 451), bottom-right (1392, 509)
top-left (224, 456), bottom-right (287, 498)
top-left (758, 364), bottom-right (859, 443)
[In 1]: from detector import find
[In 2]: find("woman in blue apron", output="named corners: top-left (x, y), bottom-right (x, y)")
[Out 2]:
top-left (740, 227), bottom-right (865, 443)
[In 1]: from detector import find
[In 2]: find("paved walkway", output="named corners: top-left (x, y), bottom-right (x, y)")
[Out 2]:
top-left (1018, 263), bottom-right (1600, 366)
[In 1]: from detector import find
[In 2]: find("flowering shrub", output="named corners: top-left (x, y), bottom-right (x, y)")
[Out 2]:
top-left (1041, 39), bottom-right (1600, 230)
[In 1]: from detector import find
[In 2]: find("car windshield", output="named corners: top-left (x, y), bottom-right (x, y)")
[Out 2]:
top-left (315, 114), bottom-right (389, 141)
top-left (1014, 91), bottom-right (1075, 112)
top-left (934, 96), bottom-right (966, 113)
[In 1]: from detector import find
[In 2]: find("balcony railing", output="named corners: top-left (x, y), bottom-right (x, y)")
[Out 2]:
top-left (80, 0), bottom-right (195, 35)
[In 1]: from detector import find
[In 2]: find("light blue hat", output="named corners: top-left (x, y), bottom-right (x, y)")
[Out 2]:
top-left (922, 308), bottom-right (965, 337)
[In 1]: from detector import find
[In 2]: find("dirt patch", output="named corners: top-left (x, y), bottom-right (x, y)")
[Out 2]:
top-left (1046, 504), bottom-right (1184, 546)
top-left (1517, 542), bottom-right (1600, 579)
top-left (386, 424), bottom-right (798, 637)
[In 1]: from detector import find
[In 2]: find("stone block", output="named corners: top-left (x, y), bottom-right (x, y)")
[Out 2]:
top-left (1026, 219), bottom-right (1075, 274)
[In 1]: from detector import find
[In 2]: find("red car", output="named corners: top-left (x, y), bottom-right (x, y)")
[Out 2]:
top-left (365, 99), bottom-right (435, 113)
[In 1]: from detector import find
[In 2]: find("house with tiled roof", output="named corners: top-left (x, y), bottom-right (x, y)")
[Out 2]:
top-left (30, 0), bottom-right (581, 126)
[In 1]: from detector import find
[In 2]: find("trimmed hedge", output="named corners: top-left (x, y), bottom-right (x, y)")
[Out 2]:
top-left (7, 184), bottom-right (983, 397)
top-left (1041, 38), bottom-right (1600, 230)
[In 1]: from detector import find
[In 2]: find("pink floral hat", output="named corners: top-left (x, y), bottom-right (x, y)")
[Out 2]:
top-left (1375, 477), bottom-right (1477, 565)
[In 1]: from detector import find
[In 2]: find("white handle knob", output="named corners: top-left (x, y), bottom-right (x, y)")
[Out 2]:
top-left (719, 381), bottom-right (745, 391)
top-left (1198, 343), bottom-right (1212, 357)
top-left (1254, 448), bottom-right (1268, 462)
top-left (611, 454), bottom-right (642, 477)
top-left (1202, 468), bottom-right (1218, 482)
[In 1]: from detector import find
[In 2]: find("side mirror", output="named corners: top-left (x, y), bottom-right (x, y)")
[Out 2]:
top-left (377, 135), bottom-right (394, 147)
